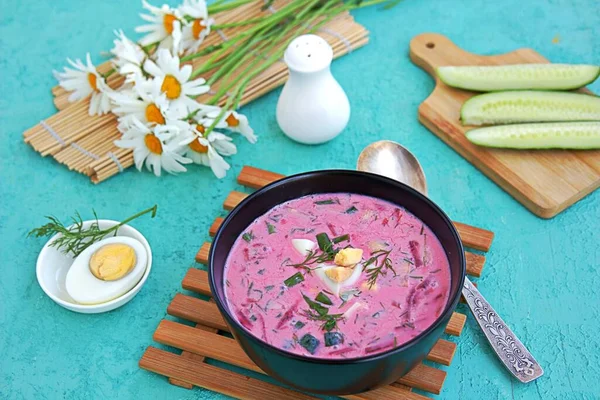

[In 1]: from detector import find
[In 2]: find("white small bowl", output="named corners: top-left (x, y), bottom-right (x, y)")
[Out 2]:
top-left (36, 219), bottom-right (152, 314)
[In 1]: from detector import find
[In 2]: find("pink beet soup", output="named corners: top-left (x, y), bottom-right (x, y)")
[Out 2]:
top-left (223, 193), bottom-right (451, 359)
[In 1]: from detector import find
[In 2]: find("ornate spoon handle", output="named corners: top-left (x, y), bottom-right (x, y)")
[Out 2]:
top-left (462, 277), bottom-right (543, 383)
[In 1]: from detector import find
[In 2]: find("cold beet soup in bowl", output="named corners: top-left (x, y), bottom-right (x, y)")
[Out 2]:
top-left (208, 170), bottom-right (465, 395)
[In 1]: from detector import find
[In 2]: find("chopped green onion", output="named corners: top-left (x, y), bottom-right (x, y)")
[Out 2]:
top-left (323, 319), bottom-right (337, 332)
top-left (315, 292), bottom-right (333, 306)
top-left (316, 232), bottom-right (332, 252)
top-left (332, 234), bottom-right (350, 244)
top-left (299, 334), bottom-right (320, 354)
top-left (314, 199), bottom-right (339, 205)
top-left (242, 231), bottom-right (254, 242)
top-left (284, 272), bottom-right (304, 287)
top-left (302, 293), bottom-right (328, 316)
top-left (345, 206), bottom-right (358, 214)
top-left (266, 222), bottom-right (276, 234)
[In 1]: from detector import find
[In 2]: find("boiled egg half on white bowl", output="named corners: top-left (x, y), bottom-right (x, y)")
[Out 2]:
top-left (36, 219), bottom-right (152, 314)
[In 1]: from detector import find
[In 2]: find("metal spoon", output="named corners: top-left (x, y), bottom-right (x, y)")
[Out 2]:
top-left (357, 140), bottom-right (543, 383)
top-left (357, 140), bottom-right (428, 196)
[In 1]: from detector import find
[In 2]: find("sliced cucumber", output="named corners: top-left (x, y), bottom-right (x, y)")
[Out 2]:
top-left (461, 91), bottom-right (600, 125)
top-left (437, 64), bottom-right (600, 91)
top-left (466, 122), bottom-right (600, 149)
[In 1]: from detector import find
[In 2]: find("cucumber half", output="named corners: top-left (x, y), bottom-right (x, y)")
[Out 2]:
top-left (437, 64), bottom-right (600, 91)
top-left (461, 91), bottom-right (600, 125)
top-left (466, 122), bottom-right (600, 149)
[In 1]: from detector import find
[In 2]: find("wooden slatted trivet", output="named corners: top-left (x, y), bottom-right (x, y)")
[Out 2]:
top-left (139, 166), bottom-right (495, 399)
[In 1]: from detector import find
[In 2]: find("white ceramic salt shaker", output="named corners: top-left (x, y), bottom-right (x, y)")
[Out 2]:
top-left (276, 34), bottom-right (350, 145)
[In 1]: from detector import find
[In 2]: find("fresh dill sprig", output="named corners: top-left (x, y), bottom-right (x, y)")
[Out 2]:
top-left (28, 205), bottom-right (158, 257)
top-left (301, 293), bottom-right (344, 331)
top-left (303, 309), bottom-right (345, 332)
top-left (363, 249), bottom-right (397, 289)
top-left (287, 248), bottom-right (335, 271)
top-left (287, 232), bottom-right (350, 272)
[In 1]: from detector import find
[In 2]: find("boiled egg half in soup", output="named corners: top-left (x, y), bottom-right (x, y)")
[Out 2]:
top-left (65, 236), bottom-right (147, 304)
top-left (291, 239), bottom-right (363, 295)
top-left (315, 248), bottom-right (363, 296)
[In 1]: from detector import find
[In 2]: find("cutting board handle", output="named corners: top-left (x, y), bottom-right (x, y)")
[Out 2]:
top-left (409, 33), bottom-right (473, 77)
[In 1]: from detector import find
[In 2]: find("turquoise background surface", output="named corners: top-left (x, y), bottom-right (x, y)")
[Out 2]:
top-left (1, 0), bottom-right (599, 398)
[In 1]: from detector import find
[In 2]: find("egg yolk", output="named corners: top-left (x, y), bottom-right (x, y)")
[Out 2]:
top-left (324, 266), bottom-right (354, 283)
top-left (334, 248), bottom-right (363, 267)
top-left (89, 243), bottom-right (136, 281)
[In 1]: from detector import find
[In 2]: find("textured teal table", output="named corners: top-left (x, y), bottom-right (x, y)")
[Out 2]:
top-left (1, 0), bottom-right (599, 399)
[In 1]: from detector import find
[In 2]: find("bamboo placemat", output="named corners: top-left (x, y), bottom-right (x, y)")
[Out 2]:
top-left (22, 0), bottom-right (369, 184)
top-left (139, 166), bottom-right (495, 399)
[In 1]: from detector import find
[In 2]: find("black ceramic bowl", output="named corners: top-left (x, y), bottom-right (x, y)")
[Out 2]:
top-left (209, 170), bottom-right (465, 395)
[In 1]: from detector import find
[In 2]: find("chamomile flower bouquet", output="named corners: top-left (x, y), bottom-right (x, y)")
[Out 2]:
top-left (53, 0), bottom-right (394, 178)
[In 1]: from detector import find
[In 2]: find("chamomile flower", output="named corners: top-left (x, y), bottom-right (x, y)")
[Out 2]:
top-left (110, 75), bottom-right (185, 130)
top-left (208, 131), bottom-right (237, 157)
top-left (110, 30), bottom-right (146, 83)
top-left (181, 125), bottom-right (235, 178)
top-left (136, 0), bottom-right (184, 54)
top-left (225, 111), bottom-right (257, 143)
top-left (204, 109), bottom-right (257, 143)
top-left (143, 49), bottom-right (210, 114)
top-left (179, 0), bottom-right (214, 53)
top-left (53, 53), bottom-right (112, 115)
top-left (114, 117), bottom-right (191, 176)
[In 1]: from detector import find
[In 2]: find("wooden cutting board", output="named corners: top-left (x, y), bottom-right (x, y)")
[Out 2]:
top-left (409, 33), bottom-right (600, 218)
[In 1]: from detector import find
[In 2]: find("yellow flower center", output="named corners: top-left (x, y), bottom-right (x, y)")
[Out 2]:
top-left (192, 19), bottom-right (206, 40)
top-left (225, 113), bottom-right (240, 127)
top-left (189, 138), bottom-right (208, 153)
top-left (145, 103), bottom-right (165, 125)
top-left (88, 73), bottom-right (98, 91)
top-left (163, 14), bottom-right (177, 35)
top-left (144, 134), bottom-right (163, 155)
top-left (161, 75), bottom-right (182, 100)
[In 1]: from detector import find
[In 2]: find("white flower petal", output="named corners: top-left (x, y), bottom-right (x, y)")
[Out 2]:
top-left (143, 59), bottom-right (163, 77)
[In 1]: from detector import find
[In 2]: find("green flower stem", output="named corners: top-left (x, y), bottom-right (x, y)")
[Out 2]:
top-left (201, 0), bottom-right (333, 137)
top-left (191, 57), bottom-right (228, 77)
top-left (347, 0), bottom-right (398, 9)
top-left (212, 16), bottom-right (266, 29)
top-left (208, 0), bottom-right (256, 14)
top-left (223, 0), bottom-right (393, 108)
top-left (206, 26), bottom-right (276, 85)
top-left (204, 34), bottom-right (277, 107)
top-left (102, 68), bottom-right (116, 79)
top-left (228, 1), bottom-right (350, 109)
top-left (209, 19), bottom-right (289, 78)
top-left (188, 0), bottom-right (311, 76)
top-left (207, 0), bottom-right (331, 107)
top-left (181, 43), bottom-right (225, 63)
